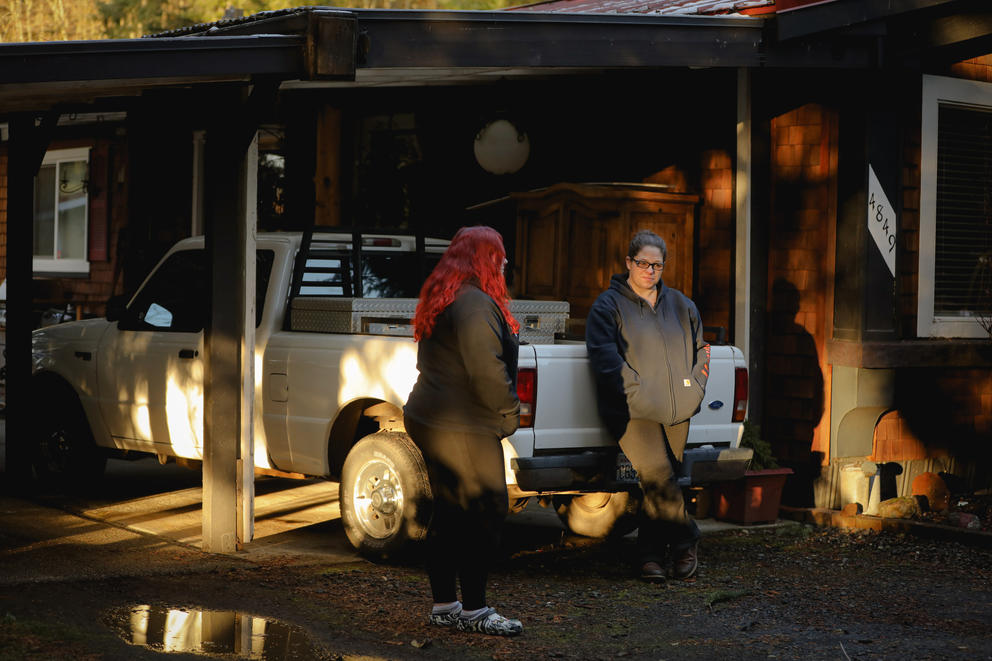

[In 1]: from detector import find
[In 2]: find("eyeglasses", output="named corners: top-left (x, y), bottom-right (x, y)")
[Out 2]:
top-left (630, 258), bottom-right (664, 273)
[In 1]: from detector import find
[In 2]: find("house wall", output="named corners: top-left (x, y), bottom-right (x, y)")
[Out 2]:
top-left (697, 149), bottom-right (735, 340)
top-left (642, 149), bottom-right (735, 340)
top-left (0, 133), bottom-right (128, 321)
top-left (763, 103), bottom-right (836, 498)
top-left (883, 56), bottom-right (992, 488)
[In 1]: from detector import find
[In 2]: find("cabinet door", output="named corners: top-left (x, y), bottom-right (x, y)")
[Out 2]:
top-left (628, 200), bottom-right (694, 297)
top-left (519, 206), bottom-right (562, 298)
top-left (564, 206), bottom-right (622, 319)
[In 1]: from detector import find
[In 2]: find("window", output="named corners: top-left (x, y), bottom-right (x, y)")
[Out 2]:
top-left (124, 250), bottom-right (207, 332)
top-left (121, 249), bottom-right (275, 332)
top-left (297, 248), bottom-right (441, 298)
top-left (919, 75), bottom-right (992, 338)
top-left (34, 147), bottom-right (90, 276)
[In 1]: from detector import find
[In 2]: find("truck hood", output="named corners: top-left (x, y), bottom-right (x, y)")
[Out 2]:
top-left (32, 318), bottom-right (112, 371)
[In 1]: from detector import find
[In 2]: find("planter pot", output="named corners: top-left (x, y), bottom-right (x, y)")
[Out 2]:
top-left (712, 468), bottom-right (794, 525)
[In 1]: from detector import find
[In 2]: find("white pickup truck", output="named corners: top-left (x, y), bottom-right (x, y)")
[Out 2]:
top-left (31, 231), bottom-right (750, 556)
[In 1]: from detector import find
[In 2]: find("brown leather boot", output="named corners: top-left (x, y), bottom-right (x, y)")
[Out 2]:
top-left (672, 542), bottom-right (698, 580)
top-left (640, 561), bottom-right (665, 582)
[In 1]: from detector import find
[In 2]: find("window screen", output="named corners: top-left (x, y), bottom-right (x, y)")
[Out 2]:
top-left (935, 104), bottom-right (992, 316)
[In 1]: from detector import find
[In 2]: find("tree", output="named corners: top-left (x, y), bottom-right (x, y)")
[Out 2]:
top-left (2, 0), bottom-right (528, 43)
top-left (0, 0), bottom-right (103, 42)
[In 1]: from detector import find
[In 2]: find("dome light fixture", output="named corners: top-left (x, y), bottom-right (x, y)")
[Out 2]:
top-left (473, 119), bottom-right (529, 175)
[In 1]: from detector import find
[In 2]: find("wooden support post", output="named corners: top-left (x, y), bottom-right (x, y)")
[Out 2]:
top-left (202, 92), bottom-right (250, 554)
top-left (239, 134), bottom-right (258, 545)
top-left (201, 79), bottom-right (275, 553)
top-left (315, 106), bottom-right (342, 227)
top-left (5, 113), bottom-right (57, 487)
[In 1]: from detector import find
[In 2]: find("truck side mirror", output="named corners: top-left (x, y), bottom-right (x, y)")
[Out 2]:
top-left (106, 295), bottom-right (128, 322)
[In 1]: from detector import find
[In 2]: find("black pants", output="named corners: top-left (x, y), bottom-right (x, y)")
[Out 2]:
top-left (619, 418), bottom-right (700, 564)
top-left (406, 418), bottom-right (509, 611)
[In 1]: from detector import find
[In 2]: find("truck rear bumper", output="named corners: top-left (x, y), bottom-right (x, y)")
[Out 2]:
top-left (511, 445), bottom-right (753, 493)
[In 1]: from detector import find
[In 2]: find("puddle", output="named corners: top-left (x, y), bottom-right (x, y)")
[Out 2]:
top-left (109, 605), bottom-right (320, 659)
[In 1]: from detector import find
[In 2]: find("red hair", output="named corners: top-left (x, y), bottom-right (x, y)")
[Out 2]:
top-left (413, 225), bottom-right (519, 340)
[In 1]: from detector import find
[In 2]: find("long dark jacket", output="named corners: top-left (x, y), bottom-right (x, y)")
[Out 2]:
top-left (586, 273), bottom-right (710, 440)
top-left (404, 284), bottom-right (520, 439)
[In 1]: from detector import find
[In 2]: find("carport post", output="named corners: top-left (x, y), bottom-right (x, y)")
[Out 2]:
top-left (5, 113), bottom-right (57, 486)
top-left (202, 89), bottom-right (257, 553)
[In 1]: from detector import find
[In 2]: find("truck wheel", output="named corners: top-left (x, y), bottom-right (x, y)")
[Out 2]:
top-left (556, 491), bottom-right (641, 538)
top-left (339, 431), bottom-right (432, 559)
top-left (32, 380), bottom-right (106, 485)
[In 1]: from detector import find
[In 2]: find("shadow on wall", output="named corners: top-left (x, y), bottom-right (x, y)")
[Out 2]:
top-left (896, 367), bottom-right (992, 472)
top-left (764, 278), bottom-right (825, 507)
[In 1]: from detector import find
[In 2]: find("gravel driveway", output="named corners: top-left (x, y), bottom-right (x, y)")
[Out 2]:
top-left (3, 507), bottom-right (991, 661)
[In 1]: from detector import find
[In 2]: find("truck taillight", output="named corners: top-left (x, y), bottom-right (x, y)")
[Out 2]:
top-left (517, 368), bottom-right (536, 428)
top-left (732, 367), bottom-right (748, 423)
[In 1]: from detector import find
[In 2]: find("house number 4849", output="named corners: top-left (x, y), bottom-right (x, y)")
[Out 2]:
top-left (868, 192), bottom-right (896, 254)
top-left (867, 164), bottom-right (897, 276)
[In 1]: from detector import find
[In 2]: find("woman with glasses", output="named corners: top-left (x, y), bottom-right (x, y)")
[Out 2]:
top-left (585, 229), bottom-right (711, 582)
top-left (403, 225), bottom-right (524, 637)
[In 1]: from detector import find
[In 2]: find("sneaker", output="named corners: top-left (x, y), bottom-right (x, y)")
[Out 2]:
top-left (456, 607), bottom-right (523, 637)
top-left (429, 603), bottom-right (462, 627)
top-left (672, 541), bottom-right (699, 580)
top-left (640, 561), bottom-right (666, 582)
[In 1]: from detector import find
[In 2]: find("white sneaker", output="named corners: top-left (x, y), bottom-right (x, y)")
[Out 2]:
top-left (429, 603), bottom-right (462, 627)
top-left (455, 607), bottom-right (523, 637)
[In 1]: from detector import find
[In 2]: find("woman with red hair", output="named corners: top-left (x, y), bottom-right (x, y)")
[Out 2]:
top-left (404, 225), bottom-right (523, 637)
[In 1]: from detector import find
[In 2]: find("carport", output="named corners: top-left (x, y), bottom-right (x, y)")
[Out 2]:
top-left (1, 4), bottom-right (889, 551)
top-left (0, 10), bottom-right (359, 550)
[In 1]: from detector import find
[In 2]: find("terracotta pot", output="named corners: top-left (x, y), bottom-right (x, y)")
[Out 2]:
top-left (711, 468), bottom-right (794, 525)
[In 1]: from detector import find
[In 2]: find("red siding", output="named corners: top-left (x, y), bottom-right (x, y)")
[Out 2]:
top-left (764, 103), bottom-right (836, 466)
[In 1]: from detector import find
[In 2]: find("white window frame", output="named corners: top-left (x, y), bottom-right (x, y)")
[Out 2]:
top-left (919, 74), bottom-right (992, 338)
top-left (33, 146), bottom-right (91, 276)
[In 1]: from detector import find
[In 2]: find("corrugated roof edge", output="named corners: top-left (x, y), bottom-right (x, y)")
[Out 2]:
top-left (148, 2), bottom-right (766, 37)
top-left (506, 0), bottom-right (774, 15)
top-left (146, 6), bottom-right (328, 38)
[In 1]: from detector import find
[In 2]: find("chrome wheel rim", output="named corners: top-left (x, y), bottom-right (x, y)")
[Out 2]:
top-left (351, 456), bottom-right (404, 540)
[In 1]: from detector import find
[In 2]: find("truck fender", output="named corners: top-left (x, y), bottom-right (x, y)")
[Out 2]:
top-left (326, 397), bottom-right (404, 479)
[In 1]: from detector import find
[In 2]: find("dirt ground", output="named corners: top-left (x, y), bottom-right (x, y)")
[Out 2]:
top-left (3, 515), bottom-right (992, 661)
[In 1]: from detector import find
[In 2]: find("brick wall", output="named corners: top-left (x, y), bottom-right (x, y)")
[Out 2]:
top-left (763, 103), bottom-right (836, 469)
top-left (696, 149), bottom-right (734, 340)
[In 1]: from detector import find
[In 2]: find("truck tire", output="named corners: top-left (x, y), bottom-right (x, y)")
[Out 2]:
top-left (31, 378), bottom-right (107, 485)
top-left (556, 491), bottom-right (641, 538)
top-left (339, 431), bottom-right (432, 559)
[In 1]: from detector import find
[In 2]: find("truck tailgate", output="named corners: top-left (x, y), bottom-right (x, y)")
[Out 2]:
top-left (524, 342), bottom-right (743, 453)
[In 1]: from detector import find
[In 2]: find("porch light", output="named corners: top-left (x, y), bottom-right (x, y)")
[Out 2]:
top-left (474, 119), bottom-right (529, 175)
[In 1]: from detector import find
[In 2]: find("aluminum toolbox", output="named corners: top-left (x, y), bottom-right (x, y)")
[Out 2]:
top-left (289, 297), bottom-right (569, 344)
top-left (511, 299), bottom-right (569, 344)
top-left (291, 297), bottom-right (419, 336)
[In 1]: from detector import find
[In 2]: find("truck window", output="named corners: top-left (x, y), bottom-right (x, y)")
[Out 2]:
top-left (122, 249), bottom-right (275, 332)
top-left (299, 252), bottom-right (440, 298)
top-left (362, 254), bottom-right (440, 298)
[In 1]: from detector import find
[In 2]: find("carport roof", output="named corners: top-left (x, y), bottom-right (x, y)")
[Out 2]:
top-left (2, 1), bottom-right (992, 117)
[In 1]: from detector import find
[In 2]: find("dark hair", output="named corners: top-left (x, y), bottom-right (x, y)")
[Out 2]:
top-left (628, 229), bottom-right (667, 261)
top-left (413, 226), bottom-right (519, 340)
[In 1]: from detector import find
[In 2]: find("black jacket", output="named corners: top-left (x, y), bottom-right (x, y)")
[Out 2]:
top-left (586, 273), bottom-right (710, 440)
top-left (404, 284), bottom-right (520, 439)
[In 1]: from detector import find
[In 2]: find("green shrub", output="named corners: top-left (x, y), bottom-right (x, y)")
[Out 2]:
top-left (740, 420), bottom-right (778, 471)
